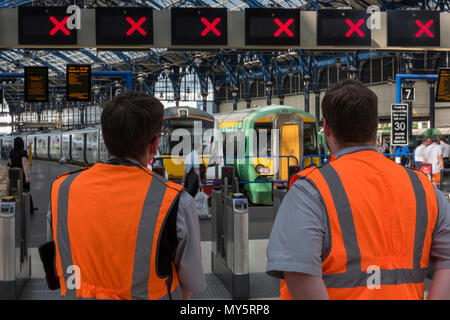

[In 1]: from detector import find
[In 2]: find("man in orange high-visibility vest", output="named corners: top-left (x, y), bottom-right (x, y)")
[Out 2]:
top-left (47, 92), bottom-right (205, 300)
top-left (266, 79), bottom-right (450, 300)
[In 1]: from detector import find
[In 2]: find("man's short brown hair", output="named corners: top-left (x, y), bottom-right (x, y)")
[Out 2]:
top-left (101, 91), bottom-right (164, 159)
top-left (321, 79), bottom-right (379, 145)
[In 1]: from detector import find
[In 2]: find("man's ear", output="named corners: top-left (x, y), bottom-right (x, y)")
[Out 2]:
top-left (323, 119), bottom-right (331, 137)
top-left (149, 136), bottom-right (160, 155)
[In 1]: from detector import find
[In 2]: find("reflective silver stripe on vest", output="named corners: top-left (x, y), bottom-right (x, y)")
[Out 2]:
top-left (158, 285), bottom-right (183, 300)
top-left (56, 171), bottom-right (83, 299)
top-left (404, 169), bottom-right (429, 269)
top-left (319, 164), bottom-right (362, 274)
top-left (324, 268), bottom-right (428, 288)
top-left (131, 178), bottom-right (167, 300)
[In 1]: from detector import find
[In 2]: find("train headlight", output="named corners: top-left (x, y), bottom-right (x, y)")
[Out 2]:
top-left (255, 164), bottom-right (265, 174)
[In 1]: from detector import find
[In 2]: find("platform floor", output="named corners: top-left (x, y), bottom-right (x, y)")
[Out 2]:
top-left (15, 160), bottom-right (279, 300)
top-left (10, 160), bottom-right (432, 300)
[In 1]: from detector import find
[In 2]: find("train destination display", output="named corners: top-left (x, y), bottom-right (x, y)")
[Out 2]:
top-left (24, 66), bottom-right (48, 102)
top-left (19, 6), bottom-right (77, 45)
top-left (436, 68), bottom-right (450, 102)
top-left (171, 8), bottom-right (227, 46)
top-left (96, 7), bottom-right (154, 46)
top-left (245, 8), bottom-right (300, 46)
top-left (66, 64), bottom-right (91, 101)
top-left (317, 10), bottom-right (371, 46)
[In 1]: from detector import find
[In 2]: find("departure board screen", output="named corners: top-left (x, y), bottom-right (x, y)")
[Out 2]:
top-left (245, 8), bottom-right (300, 46)
top-left (24, 67), bottom-right (48, 102)
top-left (19, 6), bottom-right (77, 46)
top-left (317, 10), bottom-right (371, 46)
top-left (66, 64), bottom-right (91, 101)
top-left (436, 68), bottom-right (450, 102)
top-left (171, 8), bottom-right (227, 46)
top-left (387, 11), bottom-right (440, 47)
top-left (96, 7), bottom-right (153, 46)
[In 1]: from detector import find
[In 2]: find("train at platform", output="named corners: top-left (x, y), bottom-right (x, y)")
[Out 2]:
top-left (214, 105), bottom-right (320, 205)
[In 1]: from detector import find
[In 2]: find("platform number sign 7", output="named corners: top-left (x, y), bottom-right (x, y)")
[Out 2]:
top-left (402, 87), bottom-right (415, 101)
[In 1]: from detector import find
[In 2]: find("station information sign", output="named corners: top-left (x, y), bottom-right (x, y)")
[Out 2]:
top-left (66, 64), bottom-right (91, 101)
top-left (171, 8), bottom-right (227, 46)
top-left (245, 8), bottom-right (300, 46)
top-left (391, 104), bottom-right (408, 146)
top-left (24, 66), bottom-right (48, 102)
top-left (436, 68), bottom-right (450, 102)
top-left (317, 10), bottom-right (371, 46)
top-left (19, 6), bottom-right (77, 45)
top-left (96, 7), bottom-right (153, 46)
top-left (387, 11), bottom-right (440, 47)
top-left (401, 87), bottom-right (415, 102)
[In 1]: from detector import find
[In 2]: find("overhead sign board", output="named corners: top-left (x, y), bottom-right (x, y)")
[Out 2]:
top-left (24, 66), bottom-right (48, 102)
top-left (95, 7), bottom-right (153, 46)
top-left (391, 104), bottom-right (408, 146)
top-left (18, 6), bottom-right (77, 46)
top-left (66, 64), bottom-right (91, 101)
top-left (245, 8), bottom-right (300, 46)
top-left (317, 10), bottom-right (371, 46)
top-left (171, 8), bottom-right (227, 46)
top-left (387, 11), bottom-right (440, 47)
top-left (436, 68), bottom-right (450, 102)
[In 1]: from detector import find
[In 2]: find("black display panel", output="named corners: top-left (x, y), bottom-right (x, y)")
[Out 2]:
top-left (67, 64), bottom-right (91, 101)
top-left (387, 11), bottom-right (440, 47)
top-left (96, 7), bottom-right (153, 46)
top-left (245, 8), bottom-right (300, 46)
top-left (171, 8), bottom-right (227, 46)
top-left (24, 67), bottom-right (48, 102)
top-left (436, 68), bottom-right (450, 102)
top-left (317, 10), bottom-right (371, 46)
top-left (19, 6), bottom-right (77, 45)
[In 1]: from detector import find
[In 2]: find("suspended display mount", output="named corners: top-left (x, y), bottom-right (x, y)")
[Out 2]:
top-left (0, 8), bottom-right (448, 49)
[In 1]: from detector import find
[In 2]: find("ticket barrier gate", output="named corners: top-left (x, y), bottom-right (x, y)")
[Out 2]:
top-left (0, 166), bottom-right (31, 300)
top-left (273, 165), bottom-right (301, 221)
top-left (211, 166), bottom-right (249, 299)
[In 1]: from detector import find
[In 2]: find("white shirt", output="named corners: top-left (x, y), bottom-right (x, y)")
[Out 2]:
top-left (414, 144), bottom-right (427, 162)
top-left (184, 150), bottom-right (200, 174)
top-left (424, 143), bottom-right (443, 174)
top-left (441, 142), bottom-right (450, 158)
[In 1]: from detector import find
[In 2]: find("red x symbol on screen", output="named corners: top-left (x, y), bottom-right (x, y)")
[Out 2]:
top-left (274, 18), bottom-right (294, 37)
top-left (201, 17), bottom-right (221, 36)
top-left (126, 17), bottom-right (147, 36)
top-left (345, 19), bottom-right (364, 37)
top-left (49, 16), bottom-right (70, 36)
top-left (415, 20), bottom-right (434, 38)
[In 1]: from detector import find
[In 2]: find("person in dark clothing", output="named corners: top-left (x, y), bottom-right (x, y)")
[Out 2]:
top-left (8, 137), bottom-right (35, 214)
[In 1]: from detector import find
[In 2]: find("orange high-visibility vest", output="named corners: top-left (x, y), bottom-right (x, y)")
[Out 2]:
top-left (281, 150), bottom-right (438, 300)
top-left (51, 162), bottom-right (183, 300)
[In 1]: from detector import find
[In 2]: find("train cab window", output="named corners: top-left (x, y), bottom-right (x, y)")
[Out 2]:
top-left (254, 123), bottom-right (272, 157)
top-left (304, 123), bottom-right (318, 155)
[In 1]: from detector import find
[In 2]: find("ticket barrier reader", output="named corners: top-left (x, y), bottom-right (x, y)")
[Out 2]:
top-left (0, 166), bottom-right (31, 299)
top-left (211, 166), bottom-right (249, 299)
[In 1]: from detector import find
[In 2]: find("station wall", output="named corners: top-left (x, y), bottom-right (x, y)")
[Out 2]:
top-left (216, 81), bottom-right (450, 128)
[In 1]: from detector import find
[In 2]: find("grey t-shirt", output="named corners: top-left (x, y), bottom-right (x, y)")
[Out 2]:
top-left (47, 189), bottom-right (205, 295)
top-left (266, 147), bottom-right (450, 280)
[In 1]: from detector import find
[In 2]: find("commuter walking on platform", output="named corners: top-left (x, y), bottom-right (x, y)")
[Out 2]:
top-left (47, 91), bottom-right (205, 300)
top-left (266, 79), bottom-right (450, 300)
top-left (8, 137), bottom-right (35, 214)
top-left (414, 137), bottom-right (431, 169)
top-left (424, 136), bottom-right (444, 187)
